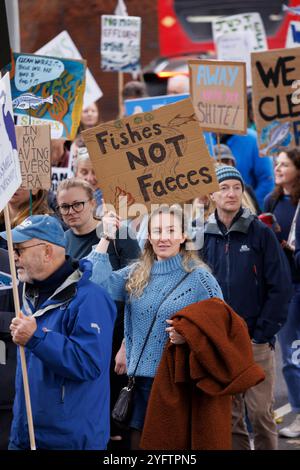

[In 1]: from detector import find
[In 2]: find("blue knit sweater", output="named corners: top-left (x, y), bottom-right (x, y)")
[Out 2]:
top-left (88, 251), bottom-right (223, 377)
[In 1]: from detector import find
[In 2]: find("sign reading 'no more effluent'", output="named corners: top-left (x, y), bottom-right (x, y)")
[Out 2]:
top-left (82, 98), bottom-right (218, 213)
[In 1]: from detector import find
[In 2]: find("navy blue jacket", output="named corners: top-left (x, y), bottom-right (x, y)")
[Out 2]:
top-left (202, 208), bottom-right (292, 344)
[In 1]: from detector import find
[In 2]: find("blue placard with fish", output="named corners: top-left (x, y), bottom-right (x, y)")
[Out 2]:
top-left (3, 52), bottom-right (86, 140)
top-left (125, 93), bottom-right (215, 156)
top-left (252, 47), bottom-right (300, 156)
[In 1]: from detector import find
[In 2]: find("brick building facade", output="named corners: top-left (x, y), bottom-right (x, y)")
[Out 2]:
top-left (19, 0), bottom-right (159, 121)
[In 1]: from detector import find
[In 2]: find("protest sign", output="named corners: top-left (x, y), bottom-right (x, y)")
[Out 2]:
top-left (251, 47), bottom-right (300, 156)
top-left (51, 166), bottom-right (73, 193)
top-left (82, 98), bottom-right (218, 213)
top-left (3, 53), bottom-right (86, 140)
top-left (124, 93), bottom-right (189, 115)
top-left (125, 93), bottom-right (215, 156)
top-left (213, 13), bottom-right (267, 86)
top-left (36, 31), bottom-right (103, 109)
top-left (16, 114), bottom-right (63, 139)
top-left (0, 73), bottom-right (22, 212)
top-left (189, 59), bottom-right (247, 135)
top-left (15, 125), bottom-right (51, 190)
top-left (101, 15), bottom-right (141, 72)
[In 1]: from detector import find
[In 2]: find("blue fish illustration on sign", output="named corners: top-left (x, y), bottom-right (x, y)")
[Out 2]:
top-left (12, 92), bottom-right (53, 110)
top-left (260, 121), bottom-right (291, 156)
top-left (0, 271), bottom-right (16, 290)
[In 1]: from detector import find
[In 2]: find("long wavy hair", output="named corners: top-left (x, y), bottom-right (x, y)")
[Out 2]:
top-left (126, 204), bottom-right (208, 298)
top-left (271, 148), bottom-right (300, 205)
top-left (0, 189), bottom-right (50, 228)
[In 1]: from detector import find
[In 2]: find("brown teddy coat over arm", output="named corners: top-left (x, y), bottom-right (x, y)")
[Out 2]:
top-left (140, 298), bottom-right (265, 450)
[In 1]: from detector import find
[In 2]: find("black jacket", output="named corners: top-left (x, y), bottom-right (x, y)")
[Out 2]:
top-left (202, 208), bottom-right (293, 344)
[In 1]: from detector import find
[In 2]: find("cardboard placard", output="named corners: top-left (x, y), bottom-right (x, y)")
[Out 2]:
top-left (3, 52), bottom-right (86, 140)
top-left (36, 31), bottom-right (103, 109)
top-left (0, 73), bottom-right (22, 212)
top-left (189, 59), bottom-right (247, 135)
top-left (251, 47), bottom-right (300, 156)
top-left (82, 98), bottom-right (218, 212)
top-left (15, 125), bottom-right (51, 190)
top-left (51, 166), bottom-right (73, 193)
top-left (101, 15), bottom-right (141, 72)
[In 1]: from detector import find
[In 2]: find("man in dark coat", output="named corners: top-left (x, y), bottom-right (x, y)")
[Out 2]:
top-left (202, 166), bottom-right (292, 450)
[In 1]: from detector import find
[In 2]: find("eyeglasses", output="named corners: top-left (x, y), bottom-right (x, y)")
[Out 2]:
top-left (56, 200), bottom-right (91, 215)
top-left (13, 243), bottom-right (47, 257)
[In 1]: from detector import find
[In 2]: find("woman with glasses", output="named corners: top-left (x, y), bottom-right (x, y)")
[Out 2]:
top-left (56, 176), bottom-right (140, 449)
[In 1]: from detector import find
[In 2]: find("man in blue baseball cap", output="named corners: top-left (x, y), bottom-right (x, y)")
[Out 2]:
top-left (0, 215), bottom-right (116, 450)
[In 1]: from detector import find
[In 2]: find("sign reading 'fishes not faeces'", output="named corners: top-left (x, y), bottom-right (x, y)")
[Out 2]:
top-left (189, 60), bottom-right (247, 135)
top-left (251, 47), bottom-right (300, 156)
top-left (82, 98), bottom-right (218, 213)
top-left (15, 125), bottom-right (51, 190)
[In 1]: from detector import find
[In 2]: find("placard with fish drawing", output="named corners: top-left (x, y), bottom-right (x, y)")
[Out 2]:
top-left (82, 98), bottom-right (218, 214)
top-left (3, 53), bottom-right (86, 140)
top-left (189, 60), bottom-right (247, 135)
top-left (251, 47), bottom-right (300, 156)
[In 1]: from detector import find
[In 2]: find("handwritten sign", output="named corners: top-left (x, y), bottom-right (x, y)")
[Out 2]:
top-left (51, 167), bottom-right (73, 193)
top-left (82, 98), bottom-right (218, 213)
top-left (213, 13), bottom-right (267, 86)
top-left (101, 15), bottom-right (141, 72)
top-left (36, 30), bottom-right (103, 109)
top-left (251, 47), bottom-right (300, 156)
top-left (15, 125), bottom-right (51, 190)
top-left (3, 53), bottom-right (86, 140)
top-left (0, 73), bottom-right (22, 212)
top-left (189, 59), bottom-right (247, 135)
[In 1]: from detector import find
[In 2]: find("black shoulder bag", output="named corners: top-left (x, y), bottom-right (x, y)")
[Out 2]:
top-left (112, 272), bottom-right (190, 428)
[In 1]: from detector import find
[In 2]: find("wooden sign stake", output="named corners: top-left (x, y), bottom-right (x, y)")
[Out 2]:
top-left (3, 206), bottom-right (36, 450)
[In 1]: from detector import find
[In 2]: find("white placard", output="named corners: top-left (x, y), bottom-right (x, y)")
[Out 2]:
top-left (36, 31), bottom-right (103, 109)
top-left (0, 73), bottom-right (22, 212)
top-left (101, 15), bottom-right (141, 72)
top-left (213, 12), bottom-right (268, 86)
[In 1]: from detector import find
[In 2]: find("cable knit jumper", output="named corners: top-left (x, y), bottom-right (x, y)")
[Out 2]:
top-left (88, 251), bottom-right (223, 377)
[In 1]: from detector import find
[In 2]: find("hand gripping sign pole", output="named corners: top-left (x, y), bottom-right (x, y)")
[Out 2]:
top-left (3, 207), bottom-right (36, 450)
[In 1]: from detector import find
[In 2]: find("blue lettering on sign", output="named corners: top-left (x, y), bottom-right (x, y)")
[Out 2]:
top-left (197, 65), bottom-right (239, 87)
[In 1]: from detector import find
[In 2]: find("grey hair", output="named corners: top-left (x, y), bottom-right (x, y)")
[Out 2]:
top-left (73, 147), bottom-right (90, 173)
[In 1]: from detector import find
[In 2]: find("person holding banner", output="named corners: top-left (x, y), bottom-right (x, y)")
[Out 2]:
top-left (264, 148), bottom-right (300, 439)
top-left (55, 177), bottom-right (141, 448)
top-left (202, 166), bottom-right (292, 450)
top-left (87, 204), bottom-right (224, 449)
top-left (1, 215), bottom-right (116, 450)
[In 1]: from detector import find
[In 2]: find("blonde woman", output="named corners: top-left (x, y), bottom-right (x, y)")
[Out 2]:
top-left (87, 204), bottom-right (223, 449)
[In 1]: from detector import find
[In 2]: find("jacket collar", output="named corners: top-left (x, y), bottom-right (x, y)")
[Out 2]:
top-left (205, 207), bottom-right (255, 236)
top-left (23, 259), bottom-right (93, 318)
